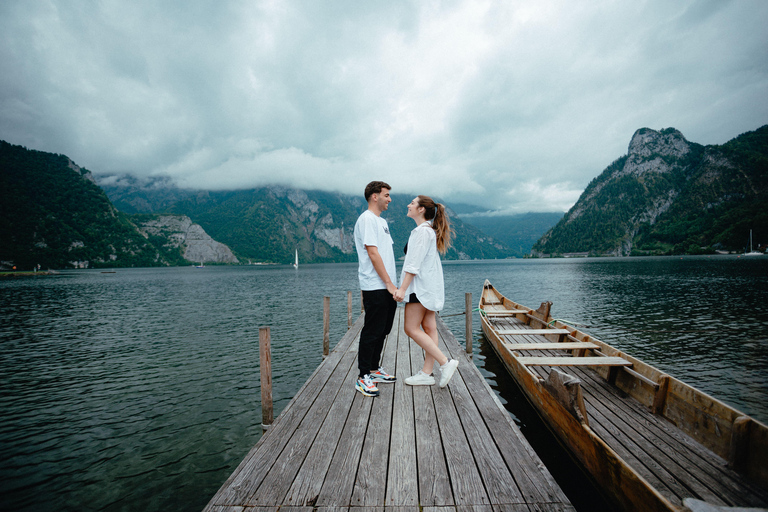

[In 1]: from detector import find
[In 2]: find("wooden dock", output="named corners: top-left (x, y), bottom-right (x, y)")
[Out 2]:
top-left (203, 307), bottom-right (574, 512)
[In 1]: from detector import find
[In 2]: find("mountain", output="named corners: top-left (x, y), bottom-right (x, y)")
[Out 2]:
top-left (99, 182), bottom-right (513, 264)
top-left (133, 214), bottom-right (238, 264)
top-left (460, 212), bottom-right (564, 257)
top-left (533, 125), bottom-right (768, 256)
top-left (98, 174), bottom-right (194, 213)
top-left (0, 141), bottom-right (233, 269)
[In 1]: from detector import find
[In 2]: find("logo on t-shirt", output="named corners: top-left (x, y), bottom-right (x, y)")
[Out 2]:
top-left (383, 226), bottom-right (390, 234)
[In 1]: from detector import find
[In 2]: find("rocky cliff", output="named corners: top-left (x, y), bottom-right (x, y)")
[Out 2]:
top-left (534, 125), bottom-right (768, 256)
top-left (137, 215), bottom-right (238, 264)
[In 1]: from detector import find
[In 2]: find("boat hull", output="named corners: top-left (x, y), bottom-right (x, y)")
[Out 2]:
top-left (479, 280), bottom-right (768, 512)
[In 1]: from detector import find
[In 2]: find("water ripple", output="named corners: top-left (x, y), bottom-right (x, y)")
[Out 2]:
top-left (1, 258), bottom-right (766, 511)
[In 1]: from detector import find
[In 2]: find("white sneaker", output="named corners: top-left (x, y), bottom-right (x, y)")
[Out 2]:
top-left (405, 371), bottom-right (435, 386)
top-left (439, 359), bottom-right (459, 388)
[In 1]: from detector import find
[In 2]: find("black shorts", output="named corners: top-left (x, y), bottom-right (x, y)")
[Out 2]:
top-left (408, 293), bottom-right (420, 304)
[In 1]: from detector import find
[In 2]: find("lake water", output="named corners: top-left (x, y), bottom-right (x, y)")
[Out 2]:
top-left (1, 256), bottom-right (766, 511)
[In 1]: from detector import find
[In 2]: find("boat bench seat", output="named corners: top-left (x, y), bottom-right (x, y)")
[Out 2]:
top-left (507, 342), bottom-right (599, 350)
top-left (496, 329), bottom-right (570, 335)
top-left (517, 356), bottom-right (631, 367)
top-left (497, 328), bottom-right (570, 341)
top-left (484, 309), bottom-right (528, 316)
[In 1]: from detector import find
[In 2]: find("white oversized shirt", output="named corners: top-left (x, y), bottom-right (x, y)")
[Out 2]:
top-left (400, 221), bottom-right (444, 311)
top-left (354, 209), bottom-right (397, 291)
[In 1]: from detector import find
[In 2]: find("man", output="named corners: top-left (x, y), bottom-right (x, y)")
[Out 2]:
top-left (353, 181), bottom-right (398, 397)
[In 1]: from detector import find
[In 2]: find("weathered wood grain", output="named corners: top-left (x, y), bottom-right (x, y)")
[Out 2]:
top-left (408, 324), bottom-right (453, 507)
top-left (350, 314), bottom-right (399, 507)
top-left (203, 307), bottom-right (571, 512)
top-left (384, 319), bottom-right (419, 507)
top-left (517, 356), bottom-right (631, 367)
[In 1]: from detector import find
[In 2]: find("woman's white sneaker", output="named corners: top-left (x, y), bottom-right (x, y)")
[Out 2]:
top-left (405, 371), bottom-right (435, 386)
top-left (439, 359), bottom-right (459, 388)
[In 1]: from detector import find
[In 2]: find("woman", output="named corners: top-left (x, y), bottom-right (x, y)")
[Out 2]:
top-left (393, 195), bottom-right (459, 388)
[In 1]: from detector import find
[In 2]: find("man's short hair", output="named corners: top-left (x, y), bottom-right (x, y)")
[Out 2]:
top-left (364, 181), bottom-right (391, 201)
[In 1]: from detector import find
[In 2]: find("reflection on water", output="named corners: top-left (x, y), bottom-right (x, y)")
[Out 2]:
top-left (1, 256), bottom-right (766, 511)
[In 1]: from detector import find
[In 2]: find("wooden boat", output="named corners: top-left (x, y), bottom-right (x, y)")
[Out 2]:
top-left (479, 280), bottom-right (768, 512)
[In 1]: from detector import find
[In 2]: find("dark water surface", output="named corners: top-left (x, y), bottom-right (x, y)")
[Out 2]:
top-left (1, 256), bottom-right (766, 511)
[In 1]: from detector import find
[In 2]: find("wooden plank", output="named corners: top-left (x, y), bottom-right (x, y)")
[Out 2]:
top-left (247, 337), bottom-right (359, 506)
top-left (314, 390), bottom-right (375, 506)
top-left (529, 344), bottom-right (767, 507)
top-left (207, 317), bottom-right (364, 508)
top-left (505, 342), bottom-right (599, 350)
top-left (409, 324), bottom-right (454, 506)
top-left (517, 356), bottom-right (631, 367)
top-left (570, 362), bottom-right (768, 507)
top-left (384, 316), bottom-right (419, 506)
top-left (585, 393), bottom-right (722, 506)
top-left (525, 362), bottom-right (683, 503)
top-left (283, 357), bottom-right (360, 506)
top-left (350, 315), bottom-right (399, 506)
top-left (497, 329), bottom-right (570, 336)
top-left (445, 359), bottom-right (526, 505)
top-left (207, 308), bottom-right (576, 512)
top-left (432, 370), bottom-right (490, 506)
top-left (437, 320), bottom-right (571, 507)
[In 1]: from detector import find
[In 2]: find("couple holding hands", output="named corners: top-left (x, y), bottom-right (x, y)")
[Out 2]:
top-left (353, 181), bottom-right (459, 397)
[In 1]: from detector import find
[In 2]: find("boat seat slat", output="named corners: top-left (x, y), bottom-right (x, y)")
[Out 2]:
top-left (497, 329), bottom-right (570, 335)
top-left (484, 309), bottom-right (528, 315)
top-left (505, 342), bottom-right (599, 350)
top-left (517, 356), bottom-right (631, 367)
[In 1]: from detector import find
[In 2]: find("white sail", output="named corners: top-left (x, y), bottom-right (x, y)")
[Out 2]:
top-left (293, 249), bottom-right (299, 268)
top-left (745, 230), bottom-right (763, 256)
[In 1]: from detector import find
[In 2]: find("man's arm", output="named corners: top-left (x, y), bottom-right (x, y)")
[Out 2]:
top-left (366, 245), bottom-right (397, 295)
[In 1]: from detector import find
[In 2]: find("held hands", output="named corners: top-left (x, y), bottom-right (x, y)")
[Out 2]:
top-left (393, 287), bottom-right (406, 302)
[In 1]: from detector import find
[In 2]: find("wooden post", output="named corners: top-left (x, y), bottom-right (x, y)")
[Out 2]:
top-left (347, 290), bottom-right (353, 329)
top-left (652, 374), bottom-right (670, 415)
top-left (465, 292), bottom-right (473, 356)
top-left (323, 296), bottom-right (330, 357)
top-left (729, 415), bottom-right (752, 471)
top-left (259, 327), bottom-right (273, 430)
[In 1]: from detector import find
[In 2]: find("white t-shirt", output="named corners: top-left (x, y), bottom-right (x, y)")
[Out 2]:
top-left (354, 209), bottom-right (397, 291)
top-left (400, 221), bottom-right (444, 311)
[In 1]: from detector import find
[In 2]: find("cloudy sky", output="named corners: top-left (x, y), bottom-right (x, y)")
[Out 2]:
top-left (1, 1), bottom-right (767, 213)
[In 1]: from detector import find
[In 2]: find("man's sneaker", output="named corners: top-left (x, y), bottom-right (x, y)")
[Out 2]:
top-left (405, 371), bottom-right (435, 386)
top-left (439, 359), bottom-right (459, 388)
top-left (356, 374), bottom-right (379, 397)
top-left (369, 367), bottom-right (396, 383)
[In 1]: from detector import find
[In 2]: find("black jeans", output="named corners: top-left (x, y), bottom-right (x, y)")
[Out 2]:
top-left (359, 289), bottom-right (397, 378)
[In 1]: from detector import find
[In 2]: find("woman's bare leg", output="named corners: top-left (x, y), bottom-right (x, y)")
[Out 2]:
top-left (404, 302), bottom-right (448, 374)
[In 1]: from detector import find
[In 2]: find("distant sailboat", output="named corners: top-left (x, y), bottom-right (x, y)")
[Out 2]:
top-left (196, 261), bottom-right (205, 268)
top-left (745, 230), bottom-right (763, 256)
top-left (293, 249), bottom-right (299, 269)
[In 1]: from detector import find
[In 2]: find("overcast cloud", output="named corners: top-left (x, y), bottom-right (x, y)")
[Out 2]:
top-left (1, 0), bottom-right (767, 213)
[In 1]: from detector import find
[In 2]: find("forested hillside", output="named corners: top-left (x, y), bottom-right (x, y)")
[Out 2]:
top-left (100, 180), bottom-right (514, 263)
top-left (0, 141), bottom-right (187, 269)
top-left (533, 125), bottom-right (768, 256)
top-left (157, 187), bottom-right (511, 264)
top-left (461, 212), bottom-right (564, 257)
